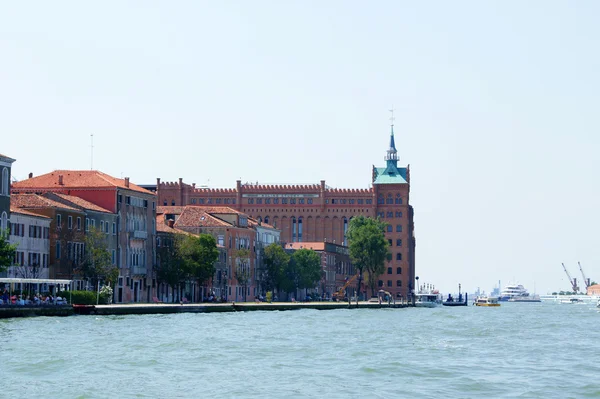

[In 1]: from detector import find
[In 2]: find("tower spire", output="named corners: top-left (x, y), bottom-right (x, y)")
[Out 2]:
top-left (386, 107), bottom-right (398, 165)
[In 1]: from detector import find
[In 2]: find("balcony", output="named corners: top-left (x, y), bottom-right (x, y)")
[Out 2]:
top-left (132, 266), bottom-right (147, 275)
top-left (132, 230), bottom-right (148, 239)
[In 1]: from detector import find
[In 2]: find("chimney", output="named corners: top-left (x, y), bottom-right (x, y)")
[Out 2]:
top-left (179, 178), bottom-right (183, 186)
top-left (28, 172), bottom-right (33, 179)
top-left (167, 219), bottom-right (174, 228)
top-left (124, 177), bottom-right (130, 188)
top-left (58, 174), bottom-right (63, 185)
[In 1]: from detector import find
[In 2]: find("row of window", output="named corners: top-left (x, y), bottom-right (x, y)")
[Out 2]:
top-left (10, 223), bottom-right (51, 239)
top-left (387, 267), bottom-right (403, 275)
top-left (377, 211), bottom-right (403, 218)
top-left (187, 198), bottom-right (238, 206)
top-left (12, 251), bottom-right (49, 268)
top-left (377, 193), bottom-right (403, 205)
top-left (387, 239), bottom-right (402, 247)
top-left (327, 198), bottom-right (373, 205)
top-left (118, 195), bottom-right (153, 209)
top-left (386, 225), bottom-right (403, 233)
top-left (379, 280), bottom-right (403, 287)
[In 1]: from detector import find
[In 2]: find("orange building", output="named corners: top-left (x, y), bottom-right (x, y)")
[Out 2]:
top-left (154, 127), bottom-right (416, 299)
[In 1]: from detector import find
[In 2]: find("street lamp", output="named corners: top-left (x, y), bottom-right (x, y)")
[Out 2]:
top-left (415, 276), bottom-right (420, 294)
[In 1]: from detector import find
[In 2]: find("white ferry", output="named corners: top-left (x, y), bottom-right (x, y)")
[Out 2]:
top-left (499, 284), bottom-right (529, 301)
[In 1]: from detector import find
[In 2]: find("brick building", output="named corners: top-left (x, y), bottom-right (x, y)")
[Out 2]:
top-left (154, 127), bottom-right (416, 299)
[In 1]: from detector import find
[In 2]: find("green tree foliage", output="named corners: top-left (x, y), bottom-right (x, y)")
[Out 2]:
top-left (156, 234), bottom-right (187, 302)
top-left (262, 243), bottom-right (290, 299)
top-left (181, 234), bottom-right (219, 290)
top-left (289, 249), bottom-right (322, 292)
top-left (79, 228), bottom-right (117, 289)
top-left (0, 229), bottom-right (17, 274)
top-left (346, 216), bottom-right (390, 299)
top-left (234, 248), bottom-right (251, 301)
top-left (157, 233), bottom-right (219, 302)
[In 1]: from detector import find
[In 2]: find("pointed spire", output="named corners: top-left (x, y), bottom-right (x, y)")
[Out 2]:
top-left (385, 108), bottom-right (398, 166)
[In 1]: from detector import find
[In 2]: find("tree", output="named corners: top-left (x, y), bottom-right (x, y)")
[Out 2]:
top-left (289, 249), bottom-right (322, 298)
top-left (0, 229), bottom-right (17, 274)
top-left (156, 234), bottom-right (187, 302)
top-left (180, 234), bottom-right (219, 301)
top-left (346, 216), bottom-right (390, 301)
top-left (234, 248), bottom-right (251, 302)
top-left (262, 243), bottom-right (290, 300)
top-left (79, 228), bottom-right (117, 290)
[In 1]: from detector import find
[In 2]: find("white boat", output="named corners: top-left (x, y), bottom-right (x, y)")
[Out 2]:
top-left (415, 292), bottom-right (441, 307)
top-left (499, 283), bottom-right (530, 301)
top-left (560, 297), bottom-right (585, 304)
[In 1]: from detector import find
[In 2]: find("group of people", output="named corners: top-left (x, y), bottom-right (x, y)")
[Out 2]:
top-left (0, 290), bottom-right (67, 306)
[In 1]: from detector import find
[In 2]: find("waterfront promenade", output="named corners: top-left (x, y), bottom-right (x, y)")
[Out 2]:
top-left (0, 300), bottom-right (409, 318)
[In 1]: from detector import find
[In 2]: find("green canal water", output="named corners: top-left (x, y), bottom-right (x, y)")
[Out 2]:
top-left (1, 301), bottom-right (599, 398)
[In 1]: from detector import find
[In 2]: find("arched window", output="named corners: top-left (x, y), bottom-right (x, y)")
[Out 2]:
top-left (264, 216), bottom-right (269, 225)
top-left (395, 194), bottom-right (402, 204)
top-left (0, 211), bottom-right (7, 232)
top-left (386, 194), bottom-right (393, 204)
top-left (298, 217), bottom-right (303, 242)
top-left (377, 194), bottom-right (384, 205)
top-left (1, 168), bottom-right (8, 195)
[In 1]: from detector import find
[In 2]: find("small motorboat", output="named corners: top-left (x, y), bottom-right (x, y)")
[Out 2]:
top-left (560, 298), bottom-right (585, 304)
top-left (474, 296), bottom-right (500, 307)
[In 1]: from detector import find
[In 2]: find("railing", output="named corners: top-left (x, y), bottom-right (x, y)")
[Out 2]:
top-left (132, 231), bottom-right (148, 239)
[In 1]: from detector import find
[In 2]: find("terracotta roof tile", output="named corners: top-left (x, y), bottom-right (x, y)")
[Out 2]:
top-left (46, 193), bottom-right (113, 214)
top-left (156, 206), bottom-right (187, 215)
top-left (11, 194), bottom-right (84, 213)
top-left (174, 207), bottom-right (232, 228)
top-left (11, 170), bottom-right (154, 195)
top-left (156, 215), bottom-right (193, 235)
top-left (9, 206), bottom-right (51, 219)
top-left (285, 242), bottom-right (325, 251)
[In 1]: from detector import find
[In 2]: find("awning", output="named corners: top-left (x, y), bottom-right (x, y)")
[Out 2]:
top-left (0, 278), bottom-right (72, 284)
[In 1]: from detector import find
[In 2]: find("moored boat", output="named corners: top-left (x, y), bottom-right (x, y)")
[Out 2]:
top-left (474, 296), bottom-right (500, 307)
top-left (442, 283), bottom-right (468, 306)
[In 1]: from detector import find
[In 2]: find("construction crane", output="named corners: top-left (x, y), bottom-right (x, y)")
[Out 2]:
top-left (562, 263), bottom-right (579, 293)
top-left (333, 274), bottom-right (358, 301)
top-left (578, 262), bottom-right (590, 291)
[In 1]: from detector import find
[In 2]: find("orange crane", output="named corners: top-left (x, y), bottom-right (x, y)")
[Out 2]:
top-left (333, 274), bottom-right (358, 301)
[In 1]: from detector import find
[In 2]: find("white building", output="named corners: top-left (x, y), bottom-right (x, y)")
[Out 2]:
top-left (7, 207), bottom-right (51, 282)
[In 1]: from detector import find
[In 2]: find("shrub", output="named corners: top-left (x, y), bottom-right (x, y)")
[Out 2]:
top-left (67, 290), bottom-right (98, 305)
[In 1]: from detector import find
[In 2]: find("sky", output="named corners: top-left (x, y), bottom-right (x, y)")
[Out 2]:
top-left (1, 1), bottom-right (599, 294)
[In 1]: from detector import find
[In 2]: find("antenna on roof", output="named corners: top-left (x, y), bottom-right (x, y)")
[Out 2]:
top-left (389, 105), bottom-right (395, 128)
top-left (90, 134), bottom-right (94, 170)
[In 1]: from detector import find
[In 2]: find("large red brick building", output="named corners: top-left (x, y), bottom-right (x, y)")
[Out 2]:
top-left (154, 127), bottom-right (416, 299)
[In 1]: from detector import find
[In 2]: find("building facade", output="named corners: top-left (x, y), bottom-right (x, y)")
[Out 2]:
top-left (285, 242), bottom-right (355, 300)
top-left (7, 208), bottom-right (51, 281)
top-left (10, 194), bottom-right (87, 283)
top-left (157, 206), bottom-right (257, 301)
top-left (12, 170), bottom-right (157, 303)
top-left (155, 127), bottom-right (416, 299)
top-left (0, 153), bottom-right (16, 231)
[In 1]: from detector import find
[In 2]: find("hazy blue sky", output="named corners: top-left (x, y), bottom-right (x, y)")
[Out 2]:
top-left (2, 1), bottom-right (599, 294)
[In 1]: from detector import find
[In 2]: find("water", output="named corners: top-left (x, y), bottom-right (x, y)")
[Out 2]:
top-left (1, 301), bottom-right (599, 398)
